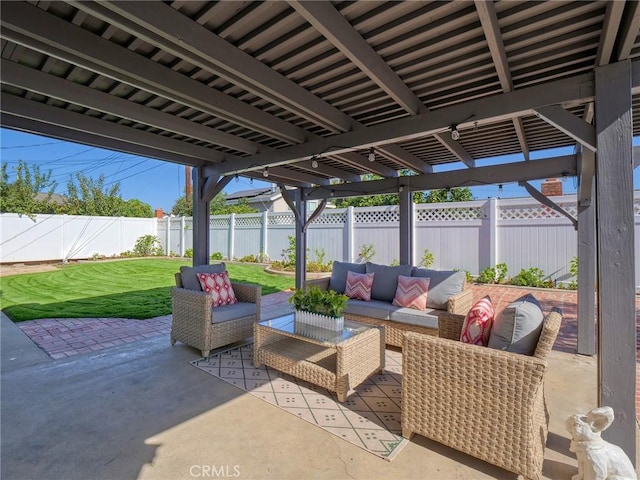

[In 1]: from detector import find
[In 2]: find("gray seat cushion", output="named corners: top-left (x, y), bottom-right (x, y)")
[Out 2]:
top-left (211, 302), bottom-right (257, 323)
top-left (329, 261), bottom-right (366, 293)
top-left (180, 263), bottom-right (227, 291)
top-left (366, 262), bottom-right (412, 302)
top-left (411, 268), bottom-right (465, 310)
top-left (388, 307), bottom-right (439, 329)
top-left (488, 294), bottom-right (544, 355)
top-left (344, 299), bottom-right (394, 320)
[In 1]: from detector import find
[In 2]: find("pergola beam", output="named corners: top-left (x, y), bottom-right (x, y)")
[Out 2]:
top-left (434, 133), bottom-right (475, 168)
top-left (211, 71), bottom-right (598, 175)
top-left (616, 1), bottom-right (640, 60)
top-left (0, 59), bottom-right (259, 155)
top-left (303, 155), bottom-right (577, 200)
top-left (534, 105), bottom-right (597, 152)
top-left (596, 0), bottom-right (627, 66)
top-left (0, 93), bottom-right (224, 163)
top-left (0, 1), bottom-right (307, 144)
top-left (0, 114), bottom-right (205, 167)
top-left (291, 1), bottom-right (424, 116)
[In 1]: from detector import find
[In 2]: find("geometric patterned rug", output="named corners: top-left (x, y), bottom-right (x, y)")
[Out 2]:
top-left (191, 344), bottom-right (408, 460)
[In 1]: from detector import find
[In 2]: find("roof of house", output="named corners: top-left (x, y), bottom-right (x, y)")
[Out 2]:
top-left (225, 187), bottom-right (281, 202)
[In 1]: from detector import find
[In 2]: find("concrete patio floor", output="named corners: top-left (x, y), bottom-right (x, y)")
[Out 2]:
top-left (2, 284), bottom-right (639, 479)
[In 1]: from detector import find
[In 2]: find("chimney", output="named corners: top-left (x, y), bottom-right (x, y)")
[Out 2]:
top-left (155, 208), bottom-right (164, 218)
top-left (541, 178), bottom-right (562, 196)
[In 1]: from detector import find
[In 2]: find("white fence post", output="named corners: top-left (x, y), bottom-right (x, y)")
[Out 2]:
top-left (261, 211), bottom-right (268, 261)
top-left (228, 213), bottom-right (235, 261)
top-left (166, 217), bottom-right (171, 256)
top-left (346, 206), bottom-right (354, 262)
top-left (180, 216), bottom-right (186, 257)
top-left (488, 197), bottom-right (498, 267)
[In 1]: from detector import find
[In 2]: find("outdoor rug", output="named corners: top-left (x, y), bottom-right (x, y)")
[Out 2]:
top-left (191, 344), bottom-right (408, 460)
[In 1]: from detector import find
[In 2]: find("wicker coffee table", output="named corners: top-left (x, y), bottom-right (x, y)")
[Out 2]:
top-left (253, 314), bottom-right (385, 402)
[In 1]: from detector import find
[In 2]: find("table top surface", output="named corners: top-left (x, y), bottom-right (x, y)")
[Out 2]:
top-left (257, 313), bottom-right (374, 345)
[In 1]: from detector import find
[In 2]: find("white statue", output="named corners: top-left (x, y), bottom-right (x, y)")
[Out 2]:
top-left (565, 406), bottom-right (637, 480)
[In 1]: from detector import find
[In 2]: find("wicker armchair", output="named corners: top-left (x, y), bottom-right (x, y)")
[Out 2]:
top-left (401, 310), bottom-right (562, 480)
top-left (171, 272), bottom-right (261, 357)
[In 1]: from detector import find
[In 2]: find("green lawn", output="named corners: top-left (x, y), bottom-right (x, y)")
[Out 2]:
top-left (0, 259), bottom-right (295, 322)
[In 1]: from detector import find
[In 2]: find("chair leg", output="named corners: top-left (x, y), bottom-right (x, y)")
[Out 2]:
top-left (201, 349), bottom-right (210, 357)
top-left (402, 429), bottom-right (414, 439)
top-left (170, 338), bottom-right (176, 345)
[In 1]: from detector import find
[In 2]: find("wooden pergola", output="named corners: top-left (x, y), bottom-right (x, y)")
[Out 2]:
top-left (0, 0), bottom-right (637, 460)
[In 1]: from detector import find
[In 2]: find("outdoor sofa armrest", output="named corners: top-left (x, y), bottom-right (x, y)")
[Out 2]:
top-left (303, 277), bottom-right (330, 291)
top-left (171, 287), bottom-right (212, 329)
top-left (230, 282), bottom-right (261, 310)
top-left (447, 289), bottom-right (473, 315)
top-left (437, 312), bottom-right (466, 340)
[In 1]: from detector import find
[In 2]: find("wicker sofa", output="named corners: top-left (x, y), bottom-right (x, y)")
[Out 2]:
top-left (171, 263), bottom-right (261, 357)
top-left (401, 308), bottom-right (562, 480)
top-left (305, 261), bottom-right (473, 347)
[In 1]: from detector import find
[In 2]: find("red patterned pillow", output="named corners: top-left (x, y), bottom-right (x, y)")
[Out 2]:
top-left (392, 275), bottom-right (430, 310)
top-left (460, 296), bottom-right (494, 346)
top-left (344, 271), bottom-right (375, 301)
top-left (197, 271), bottom-right (238, 307)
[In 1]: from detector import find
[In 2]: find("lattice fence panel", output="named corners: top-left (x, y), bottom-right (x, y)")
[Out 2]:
top-left (355, 209), bottom-right (398, 223)
top-left (314, 211), bottom-right (347, 224)
top-left (235, 215), bottom-right (262, 227)
top-left (499, 202), bottom-right (577, 220)
top-left (268, 213), bottom-right (295, 225)
top-left (416, 206), bottom-right (487, 221)
top-left (210, 216), bottom-right (230, 227)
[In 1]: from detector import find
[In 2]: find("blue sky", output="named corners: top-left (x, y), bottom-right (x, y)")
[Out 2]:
top-left (1, 127), bottom-right (638, 212)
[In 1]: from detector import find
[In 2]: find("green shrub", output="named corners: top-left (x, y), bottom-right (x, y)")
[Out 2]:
top-left (569, 256), bottom-right (578, 289)
top-left (510, 267), bottom-right (552, 288)
top-left (358, 244), bottom-right (375, 263)
top-left (133, 235), bottom-right (163, 256)
top-left (210, 252), bottom-right (223, 261)
top-left (419, 249), bottom-right (434, 268)
top-left (184, 248), bottom-right (193, 258)
top-left (239, 254), bottom-right (259, 263)
top-left (477, 263), bottom-right (508, 284)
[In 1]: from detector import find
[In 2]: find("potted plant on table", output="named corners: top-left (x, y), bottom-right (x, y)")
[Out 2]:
top-left (288, 286), bottom-right (348, 331)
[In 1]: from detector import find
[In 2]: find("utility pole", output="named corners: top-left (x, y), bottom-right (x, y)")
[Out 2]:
top-left (185, 166), bottom-right (192, 201)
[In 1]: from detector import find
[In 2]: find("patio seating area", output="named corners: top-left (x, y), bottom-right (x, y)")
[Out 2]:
top-left (2, 283), bottom-right (638, 479)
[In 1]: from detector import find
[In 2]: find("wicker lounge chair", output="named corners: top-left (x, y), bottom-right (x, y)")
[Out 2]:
top-left (171, 270), bottom-right (261, 357)
top-left (401, 310), bottom-right (562, 480)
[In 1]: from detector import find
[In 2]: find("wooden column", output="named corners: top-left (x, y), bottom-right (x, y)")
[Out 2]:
top-left (192, 167), bottom-right (209, 266)
top-left (577, 148), bottom-right (596, 356)
top-left (294, 188), bottom-right (307, 290)
top-left (398, 189), bottom-right (413, 265)
top-left (595, 60), bottom-right (636, 462)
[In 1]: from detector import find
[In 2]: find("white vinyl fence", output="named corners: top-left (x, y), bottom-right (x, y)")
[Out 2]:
top-left (3, 194), bottom-right (640, 287)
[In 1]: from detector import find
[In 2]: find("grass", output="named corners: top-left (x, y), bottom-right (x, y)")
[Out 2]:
top-left (0, 258), bottom-right (295, 322)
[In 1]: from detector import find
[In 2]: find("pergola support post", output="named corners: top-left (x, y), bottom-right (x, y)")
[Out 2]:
top-left (594, 60), bottom-right (636, 463)
top-left (294, 189), bottom-right (307, 290)
top-left (192, 170), bottom-right (232, 266)
top-left (399, 189), bottom-right (413, 265)
top-left (577, 148), bottom-right (596, 356)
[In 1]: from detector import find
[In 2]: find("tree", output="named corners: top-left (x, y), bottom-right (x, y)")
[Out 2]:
top-left (121, 198), bottom-right (153, 218)
top-left (424, 187), bottom-right (473, 203)
top-left (170, 191), bottom-right (257, 216)
top-left (0, 160), bottom-right (59, 216)
top-left (63, 173), bottom-right (125, 216)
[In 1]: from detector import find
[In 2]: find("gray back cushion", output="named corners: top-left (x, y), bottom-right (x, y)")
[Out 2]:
top-left (411, 268), bottom-right (466, 310)
top-left (366, 262), bottom-right (412, 302)
top-left (179, 263), bottom-right (227, 291)
top-left (488, 294), bottom-right (544, 355)
top-left (329, 261), bottom-right (366, 293)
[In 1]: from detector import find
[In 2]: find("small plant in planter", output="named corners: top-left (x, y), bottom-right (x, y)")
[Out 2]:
top-left (288, 286), bottom-right (348, 318)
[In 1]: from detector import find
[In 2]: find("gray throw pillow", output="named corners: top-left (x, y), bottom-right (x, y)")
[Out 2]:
top-left (411, 268), bottom-right (465, 310)
top-left (329, 261), bottom-right (366, 293)
top-left (488, 294), bottom-right (544, 355)
top-left (365, 262), bottom-right (412, 302)
top-left (179, 263), bottom-right (227, 291)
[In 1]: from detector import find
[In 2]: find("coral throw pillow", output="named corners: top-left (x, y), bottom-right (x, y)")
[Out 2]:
top-left (197, 271), bottom-right (238, 307)
top-left (460, 296), bottom-right (494, 346)
top-left (344, 271), bottom-right (375, 301)
top-left (392, 275), bottom-right (430, 310)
